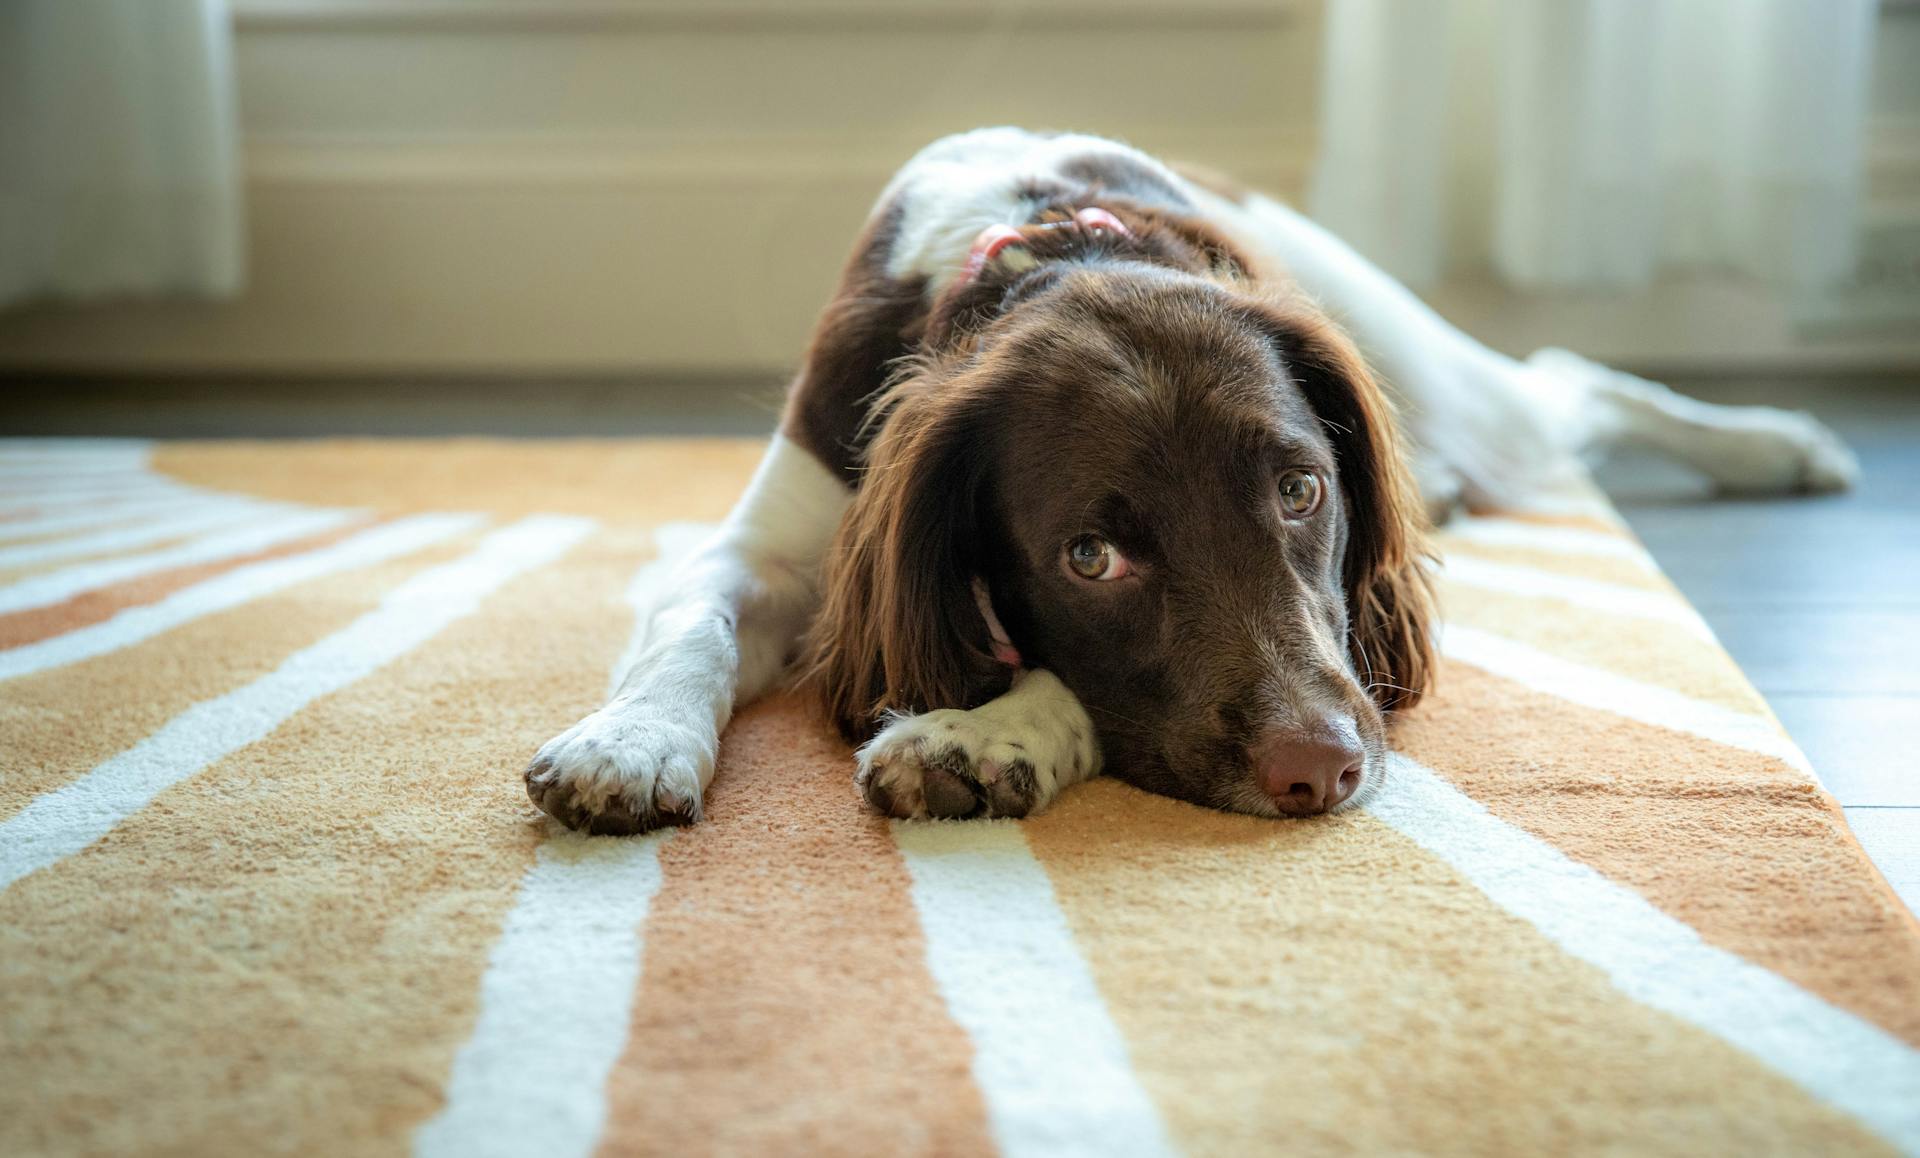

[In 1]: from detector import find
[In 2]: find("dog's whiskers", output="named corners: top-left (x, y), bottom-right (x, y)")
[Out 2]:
top-left (1084, 701), bottom-right (1151, 733)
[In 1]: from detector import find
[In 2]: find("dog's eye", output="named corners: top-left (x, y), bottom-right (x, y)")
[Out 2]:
top-left (1065, 534), bottom-right (1131, 581)
top-left (1278, 469), bottom-right (1323, 518)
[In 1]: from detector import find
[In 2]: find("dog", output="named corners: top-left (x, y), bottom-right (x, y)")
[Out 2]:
top-left (525, 127), bottom-right (1856, 833)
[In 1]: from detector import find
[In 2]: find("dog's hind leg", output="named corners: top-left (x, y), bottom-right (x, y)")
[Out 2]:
top-left (1525, 347), bottom-right (1858, 494)
top-left (524, 435), bottom-right (850, 833)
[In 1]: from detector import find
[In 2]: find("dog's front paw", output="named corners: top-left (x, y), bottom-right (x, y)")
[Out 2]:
top-left (525, 701), bottom-right (714, 835)
top-left (857, 710), bottom-right (1052, 820)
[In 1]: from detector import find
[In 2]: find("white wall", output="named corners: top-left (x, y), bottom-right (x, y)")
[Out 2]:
top-left (0, 0), bottom-right (1914, 376)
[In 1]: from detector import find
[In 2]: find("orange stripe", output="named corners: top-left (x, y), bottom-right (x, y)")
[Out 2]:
top-left (0, 520), bottom-right (368, 648)
top-left (0, 536), bottom-right (473, 822)
top-left (153, 438), bottom-right (770, 522)
top-left (1437, 582), bottom-right (1772, 714)
top-left (1437, 537), bottom-right (1669, 589)
top-left (596, 694), bottom-right (995, 1158)
top-left (1394, 659), bottom-right (1920, 1044)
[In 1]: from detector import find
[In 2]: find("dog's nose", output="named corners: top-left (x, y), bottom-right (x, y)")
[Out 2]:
top-left (1256, 725), bottom-right (1365, 815)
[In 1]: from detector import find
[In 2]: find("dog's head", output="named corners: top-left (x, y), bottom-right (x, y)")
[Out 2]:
top-left (802, 207), bottom-right (1434, 817)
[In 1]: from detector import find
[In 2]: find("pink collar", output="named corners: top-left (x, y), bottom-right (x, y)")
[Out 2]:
top-left (959, 206), bottom-right (1132, 285)
top-left (971, 578), bottom-right (1023, 668)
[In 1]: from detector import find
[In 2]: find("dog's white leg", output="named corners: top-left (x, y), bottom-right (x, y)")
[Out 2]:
top-left (525, 435), bottom-right (849, 833)
top-left (857, 668), bottom-right (1102, 820)
top-left (1526, 348), bottom-right (1858, 494)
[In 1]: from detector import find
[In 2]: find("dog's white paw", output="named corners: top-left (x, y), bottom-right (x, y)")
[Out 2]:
top-left (525, 700), bottom-right (715, 834)
top-left (856, 690), bottom-right (1097, 820)
top-left (1528, 347), bottom-right (1859, 496)
top-left (859, 710), bottom-right (1049, 819)
top-left (1713, 407), bottom-right (1859, 495)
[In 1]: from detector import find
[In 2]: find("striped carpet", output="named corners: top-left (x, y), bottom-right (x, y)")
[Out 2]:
top-left (3, 437), bottom-right (1918, 1157)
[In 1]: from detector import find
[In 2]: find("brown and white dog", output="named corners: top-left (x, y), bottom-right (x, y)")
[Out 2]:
top-left (525, 128), bottom-right (1856, 833)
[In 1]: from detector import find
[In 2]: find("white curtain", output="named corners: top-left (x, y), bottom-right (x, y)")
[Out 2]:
top-left (1310, 0), bottom-right (1879, 289)
top-left (0, 0), bottom-right (244, 308)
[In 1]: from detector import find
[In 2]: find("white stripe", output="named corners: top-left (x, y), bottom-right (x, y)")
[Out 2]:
top-left (1372, 754), bottom-right (1920, 1151)
top-left (0, 497), bottom-right (244, 544)
top-left (413, 833), bottom-right (669, 1158)
top-left (1496, 490), bottom-right (1627, 524)
top-left (0, 442), bottom-right (152, 472)
top-left (0, 508), bottom-right (359, 615)
top-left (0, 515), bottom-right (595, 892)
top-left (0, 437), bottom-right (151, 458)
top-left (894, 821), bottom-right (1176, 1158)
top-left (0, 481), bottom-right (219, 517)
top-left (0, 464), bottom-right (149, 478)
top-left (1441, 623), bottom-right (1812, 774)
top-left (1443, 514), bottom-right (1656, 567)
top-left (0, 501), bottom-right (294, 569)
top-left (1441, 554), bottom-right (1715, 641)
top-left (0, 458), bottom-right (157, 474)
top-left (420, 524), bottom-right (681, 1157)
top-left (0, 475), bottom-right (188, 501)
top-left (0, 513), bottom-right (484, 681)
top-left (0, 462), bottom-right (150, 482)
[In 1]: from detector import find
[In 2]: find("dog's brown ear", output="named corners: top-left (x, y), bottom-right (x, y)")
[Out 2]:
top-left (796, 384), bottom-right (1010, 742)
top-left (1264, 303), bottom-right (1437, 711)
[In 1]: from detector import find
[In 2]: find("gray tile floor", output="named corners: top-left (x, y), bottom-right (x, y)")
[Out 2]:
top-left (1598, 376), bottom-right (1920, 914)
